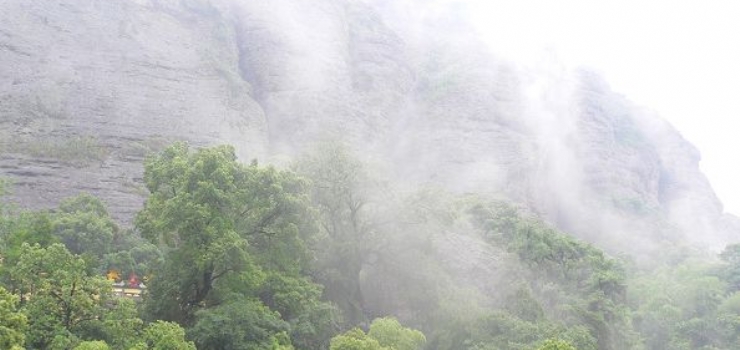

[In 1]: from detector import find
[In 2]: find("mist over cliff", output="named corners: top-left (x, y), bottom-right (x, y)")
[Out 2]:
top-left (6, 2), bottom-right (740, 350)
top-left (1, 0), bottom-right (738, 257)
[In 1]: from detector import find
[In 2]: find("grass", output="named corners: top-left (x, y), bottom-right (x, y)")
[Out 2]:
top-left (121, 136), bottom-right (171, 159)
top-left (1, 136), bottom-right (110, 166)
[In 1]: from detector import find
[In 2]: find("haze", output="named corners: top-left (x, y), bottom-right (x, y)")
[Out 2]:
top-left (3, 1), bottom-right (740, 349)
top-left (466, 0), bottom-right (740, 215)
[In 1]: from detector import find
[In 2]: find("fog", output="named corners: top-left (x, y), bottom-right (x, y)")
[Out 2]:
top-left (1, 1), bottom-right (740, 349)
top-left (463, 0), bottom-right (740, 216)
top-left (1, 0), bottom-right (735, 251)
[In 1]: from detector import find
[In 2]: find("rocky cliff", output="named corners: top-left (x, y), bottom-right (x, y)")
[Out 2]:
top-left (1, 0), bottom-right (737, 252)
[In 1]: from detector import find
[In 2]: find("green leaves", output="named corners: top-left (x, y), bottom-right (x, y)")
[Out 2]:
top-left (330, 318), bottom-right (425, 350)
top-left (467, 201), bottom-right (635, 350)
top-left (101, 299), bottom-right (145, 350)
top-left (368, 317), bottom-right (426, 350)
top-left (535, 339), bottom-right (577, 350)
top-left (330, 328), bottom-right (386, 350)
top-left (54, 194), bottom-right (119, 259)
top-left (190, 296), bottom-right (290, 350)
top-left (11, 243), bottom-right (112, 348)
top-left (74, 340), bottom-right (111, 350)
top-left (136, 143), bottom-right (335, 348)
top-left (0, 286), bottom-right (27, 350)
top-left (139, 321), bottom-right (196, 350)
top-left (294, 142), bottom-right (373, 327)
top-left (629, 261), bottom-right (740, 349)
top-left (18, 140), bottom-right (740, 350)
top-left (137, 143), bottom-right (256, 323)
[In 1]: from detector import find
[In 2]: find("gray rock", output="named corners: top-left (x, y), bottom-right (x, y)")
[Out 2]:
top-left (0, 0), bottom-right (736, 252)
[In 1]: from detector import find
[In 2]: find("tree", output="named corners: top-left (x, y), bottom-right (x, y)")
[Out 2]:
top-left (0, 177), bottom-right (9, 220)
top-left (0, 177), bottom-right (12, 222)
top-left (0, 286), bottom-right (27, 350)
top-left (101, 241), bottom-right (162, 286)
top-left (129, 321), bottom-right (196, 350)
top-left (720, 243), bottom-right (740, 291)
top-left (368, 317), bottom-right (426, 350)
top-left (136, 142), bottom-right (335, 349)
top-left (330, 318), bottom-right (426, 350)
top-left (330, 328), bottom-right (386, 350)
top-left (74, 340), bottom-right (110, 350)
top-left (537, 339), bottom-right (577, 350)
top-left (294, 141), bottom-right (374, 326)
top-left (0, 211), bottom-right (58, 287)
top-left (189, 296), bottom-right (292, 350)
top-left (136, 143), bottom-right (256, 324)
top-left (53, 194), bottom-right (118, 259)
top-left (258, 272), bottom-right (339, 349)
top-left (100, 298), bottom-right (145, 350)
top-left (468, 201), bottom-right (638, 350)
top-left (10, 243), bottom-right (111, 348)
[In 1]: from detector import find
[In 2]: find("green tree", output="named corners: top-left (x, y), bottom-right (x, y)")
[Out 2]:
top-left (468, 201), bottom-right (638, 350)
top-left (258, 272), bottom-right (339, 349)
top-left (136, 143), bottom-right (336, 349)
top-left (100, 299), bottom-right (145, 350)
top-left (189, 296), bottom-right (292, 350)
top-left (294, 142), bottom-right (374, 326)
top-left (720, 243), bottom-right (740, 291)
top-left (0, 177), bottom-right (9, 219)
top-left (0, 211), bottom-right (58, 289)
top-left (368, 317), bottom-right (426, 350)
top-left (136, 143), bottom-right (256, 324)
top-left (0, 286), bottom-right (27, 350)
top-left (330, 318), bottom-right (426, 350)
top-left (536, 339), bottom-right (577, 350)
top-left (53, 194), bottom-right (118, 260)
top-left (129, 321), bottom-right (196, 350)
top-left (10, 243), bottom-right (111, 348)
top-left (101, 241), bottom-right (162, 284)
top-left (330, 328), bottom-right (386, 350)
top-left (74, 340), bottom-right (110, 350)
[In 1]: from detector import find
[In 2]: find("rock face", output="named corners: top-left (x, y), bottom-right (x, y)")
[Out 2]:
top-left (0, 0), bottom-right (268, 221)
top-left (1, 0), bottom-right (737, 250)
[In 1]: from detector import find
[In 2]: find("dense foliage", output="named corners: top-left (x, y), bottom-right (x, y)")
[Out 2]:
top-left (2, 142), bottom-right (740, 349)
top-left (329, 317), bottom-right (425, 350)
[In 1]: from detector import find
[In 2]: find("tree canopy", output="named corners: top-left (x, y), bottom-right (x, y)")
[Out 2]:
top-left (2, 142), bottom-right (740, 350)
top-left (136, 142), bottom-right (336, 349)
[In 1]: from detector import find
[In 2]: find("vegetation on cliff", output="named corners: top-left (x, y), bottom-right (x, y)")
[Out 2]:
top-left (1, 143), bottom-right (739, 349)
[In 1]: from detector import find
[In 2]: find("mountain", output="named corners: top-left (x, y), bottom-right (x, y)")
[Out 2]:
top-left (1, 0), bottom-right (738, 255)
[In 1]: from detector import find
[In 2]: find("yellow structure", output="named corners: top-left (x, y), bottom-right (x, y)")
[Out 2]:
top-left (112, 285), bottom-right (144, 299)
